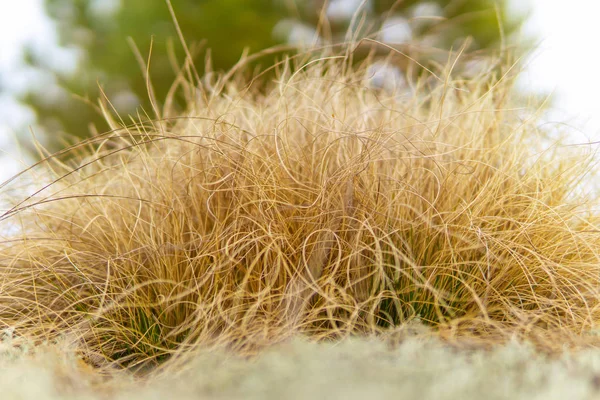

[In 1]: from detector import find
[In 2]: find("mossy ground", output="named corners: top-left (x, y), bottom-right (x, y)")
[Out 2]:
top-left (3, 329), bottom-right (600, 400)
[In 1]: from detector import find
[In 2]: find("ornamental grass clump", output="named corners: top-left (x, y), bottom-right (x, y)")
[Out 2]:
top-left (1, 44), bottom-right (600, 370)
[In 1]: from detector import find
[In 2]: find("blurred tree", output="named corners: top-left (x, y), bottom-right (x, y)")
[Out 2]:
top-left (23, 0), bottom-right (287, 148)
top-left (21, 0), bottom-right (527, 151)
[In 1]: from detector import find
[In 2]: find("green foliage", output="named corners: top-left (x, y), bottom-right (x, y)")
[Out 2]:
top-left (24, 0), bottom-right (286, 147)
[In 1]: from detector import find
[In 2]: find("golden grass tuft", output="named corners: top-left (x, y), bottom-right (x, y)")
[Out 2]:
top-left (2, 45), bottom-right (600, 370)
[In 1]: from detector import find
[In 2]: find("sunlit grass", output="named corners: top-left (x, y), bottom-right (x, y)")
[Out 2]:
top-left (1, 44), bottom-right (600, 373)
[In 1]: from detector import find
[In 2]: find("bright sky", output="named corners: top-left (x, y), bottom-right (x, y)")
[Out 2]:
top-left (0, 0), bottom-right (52, 179)
top-left (516, 0), bottom-right (600, 143)
top-left (0, 0), bottom-right (600, 181)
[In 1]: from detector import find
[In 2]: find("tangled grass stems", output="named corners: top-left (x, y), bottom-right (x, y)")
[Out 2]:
top-left (2, 45), bottom-right (600, 372)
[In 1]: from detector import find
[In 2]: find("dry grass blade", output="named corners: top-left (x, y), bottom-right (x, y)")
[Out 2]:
top-left (1, 44), bottom-right (600, 375)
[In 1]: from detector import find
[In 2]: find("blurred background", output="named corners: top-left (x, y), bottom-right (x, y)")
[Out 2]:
top-left (0, 0), bottom-right (598, 183)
